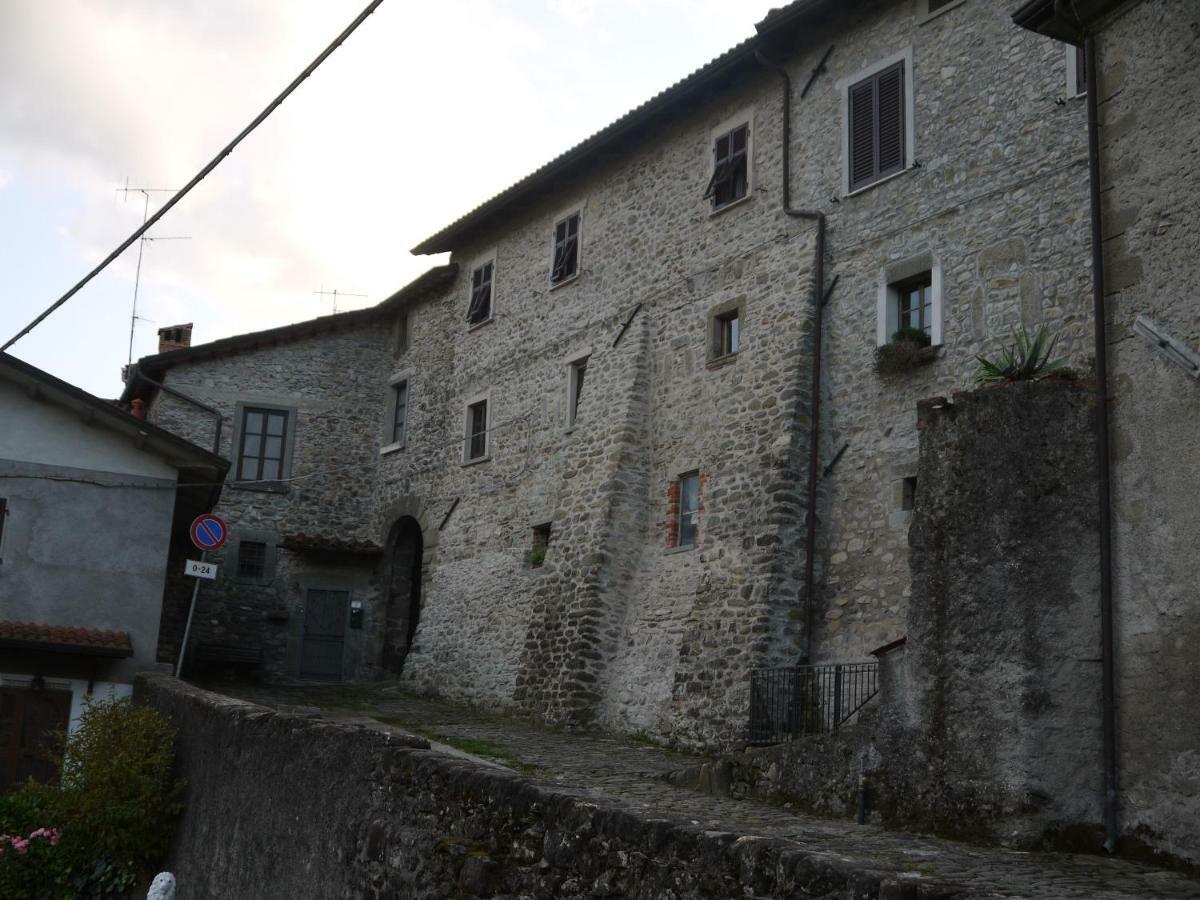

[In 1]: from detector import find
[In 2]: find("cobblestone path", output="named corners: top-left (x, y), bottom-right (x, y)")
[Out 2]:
top-left (215, 681), bottom-right (1199, 900)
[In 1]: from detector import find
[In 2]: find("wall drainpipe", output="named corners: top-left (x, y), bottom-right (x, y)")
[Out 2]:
top-left (754, 48), bottom-right (827, 664)
top-left (1084, 30), bottom-right (1119, 856)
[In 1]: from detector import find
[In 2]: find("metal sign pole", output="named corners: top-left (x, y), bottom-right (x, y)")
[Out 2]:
top-left (176, 550), bottom-right (205, 678)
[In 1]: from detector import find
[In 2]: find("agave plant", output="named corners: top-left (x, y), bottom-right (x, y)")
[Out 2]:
top-left (974, 326), bottom-right (1067, 385)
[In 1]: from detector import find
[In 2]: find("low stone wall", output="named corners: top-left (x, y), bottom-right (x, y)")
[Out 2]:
top-left (136, 673), bottom-right (938, 899)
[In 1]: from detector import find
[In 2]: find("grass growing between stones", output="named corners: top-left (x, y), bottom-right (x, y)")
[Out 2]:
top-left (373, 716), bottom-right (542, 776)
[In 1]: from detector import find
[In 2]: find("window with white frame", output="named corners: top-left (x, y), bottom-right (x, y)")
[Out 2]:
top-left (468, 260), bottom-right (494, 325)
top-left (551, 213), bottom-right (580, 285)
top-left (704, 122), bottom-right (749, 209)
top-left (842, 50), bottom-right (915, 195)
top-left (390, 380), bottom-right (408, 447)
top-left (877, 254), bottom-right (943, 347)
top-left (464, 398), bottom-right (489, 462)
top-left (916, 0), bottom-right (966, 24)
top-left (567, 356), bottom-right (588, 426)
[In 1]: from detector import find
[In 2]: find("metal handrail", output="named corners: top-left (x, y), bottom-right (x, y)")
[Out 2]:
top-left (748, 662), bottom-right (879, 745)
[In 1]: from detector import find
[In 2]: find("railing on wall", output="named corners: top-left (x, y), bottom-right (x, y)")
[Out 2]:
top-left (748, 662), bottom-right (879, 745)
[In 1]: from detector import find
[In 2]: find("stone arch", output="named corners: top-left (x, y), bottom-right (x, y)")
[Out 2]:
top-left (376, 496), bottom-right (437, 677)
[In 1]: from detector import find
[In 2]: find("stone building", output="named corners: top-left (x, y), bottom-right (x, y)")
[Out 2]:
top-left (121, 0), bottom-right (1197, 863)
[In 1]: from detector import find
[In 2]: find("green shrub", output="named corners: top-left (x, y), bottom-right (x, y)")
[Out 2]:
top-left (34, 697), bottom-right (185, 874)
top-left (890, 326), bottom-right (932, 347)
top-left (974, 325), bottom-right (1068, 385)
top-left (527, 546), bottom-right (547, 567)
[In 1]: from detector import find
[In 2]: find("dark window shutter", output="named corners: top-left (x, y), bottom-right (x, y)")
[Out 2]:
top-left (848, 61), bottom-right (906, 191)
top-left (876, 62), bottom-right (906, 178)
top-left (849, 80), bottom-right (876, 190)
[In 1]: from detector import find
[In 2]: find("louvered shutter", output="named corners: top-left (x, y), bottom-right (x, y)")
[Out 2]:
top-left (876, 62), bottom-right (905, 178)
top-left (848, 61), bottom-right (906, 191)
top-left (849, 79), bottom-right (876, 191)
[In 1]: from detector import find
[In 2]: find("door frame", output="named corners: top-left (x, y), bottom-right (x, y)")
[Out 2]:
top-left (297, 587), bottom-right (350, 682)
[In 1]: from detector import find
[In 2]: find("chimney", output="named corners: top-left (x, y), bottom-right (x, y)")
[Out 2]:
top-left (157, 323), bottom-right (193, 354)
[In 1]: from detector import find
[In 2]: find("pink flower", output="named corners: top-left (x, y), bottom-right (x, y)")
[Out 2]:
top-left (11, 837), bottom-right (29, 854)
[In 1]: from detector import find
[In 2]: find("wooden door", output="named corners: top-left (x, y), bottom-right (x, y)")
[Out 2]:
top-left (0, 687), bottom-right (72, 792)
top-left (299, 590), bottom-right (348, 682)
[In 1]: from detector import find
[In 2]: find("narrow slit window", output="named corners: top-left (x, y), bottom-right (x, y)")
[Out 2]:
top-left (391, 380), bottom-right (408, 446)
top-left (1074, 44), bottom-right (1087, 96)
top-left (901, 477), bottom-right (917, 512)
top-left (568, 357), bottom-right (588, 425)
top-left (551, 213), bottom-right (580, 285)
top-left (468, 262), bottom-right (493, 325)
top-left (237, 408), bottom-right (289, 483)
top-left (0, 498), bottom-right (7, 563)
top-left (466, 400), bottom-right (488, 461)
top-left (704, 124), bottom-right (749, 208)
top-left (715, 310), bottom-right (740, 357)
top-left (678, 472), bottom-right (700, 548)
top-left (529, 523), bottom-right (551, 568)
top-left (237, 540), bottom-right (268, 579)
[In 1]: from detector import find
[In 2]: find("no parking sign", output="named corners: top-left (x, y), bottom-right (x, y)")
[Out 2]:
top-left (189, 513), bottom-right (228, 552)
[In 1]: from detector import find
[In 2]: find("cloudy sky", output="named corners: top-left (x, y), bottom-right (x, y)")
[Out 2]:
top-left (0, 0), bottom-right (778, 397)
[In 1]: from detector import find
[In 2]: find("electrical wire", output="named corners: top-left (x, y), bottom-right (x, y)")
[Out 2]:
top-left (1, 0), bottom-right (387, 353)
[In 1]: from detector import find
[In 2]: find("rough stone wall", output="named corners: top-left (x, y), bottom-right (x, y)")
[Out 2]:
top-left (148, 326), bottom-right (394, 681)
top-left (1093, 0), bottom-right (1200, 865)
top-left (884, 382), bottom-right (1103, 846)
top-left (137, 673), bottom-right (927, 900)
top-left (805, 1), bottom-right (1094, 662)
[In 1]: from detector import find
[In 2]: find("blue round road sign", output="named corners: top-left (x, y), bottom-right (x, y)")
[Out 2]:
top-left (190, 514), bottom-right (228, 551)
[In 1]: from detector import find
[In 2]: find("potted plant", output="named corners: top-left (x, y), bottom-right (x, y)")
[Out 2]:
top-left (874, 327), bottom-right (939, 375)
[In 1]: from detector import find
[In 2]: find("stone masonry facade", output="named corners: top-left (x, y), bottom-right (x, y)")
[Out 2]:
top-left (126, 0), bottom-right (1197, 863)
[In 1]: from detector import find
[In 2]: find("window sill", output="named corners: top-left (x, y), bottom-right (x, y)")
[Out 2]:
top-left (916, 0), bottom-right (966, 24)
top-left (664, 543), bottom-right (697, 556)
top-left (707, 352), bottom-right (738, 370)
top-left (228, 481), bottom-right (290, 494)
top-left (467, 316), bottom-right (494, 332)
top-left (549, 273), bottom-right (580, 292)
top-left (708, 192), bottom-right (753, 218)
top-left (460, 454), bottom-right (491, 467)
top-left (845, 165), bottom-right (914, 199)
top-left (379, 441), bottom-right (406, 456)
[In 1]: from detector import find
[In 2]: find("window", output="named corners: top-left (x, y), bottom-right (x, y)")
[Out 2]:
top-left (0, 498), bottom-right (7, 563)
top-left (464, 399), bottom-right (489, 462)
top-left (677, 473), bottom-right (700, 548)
top-left (390, 380), bottom-right (408, 447)
top-left (237, 407), bottom-right (289, 483)
top-left (529, 523), bottom-right (551, 568)
top-left (844, 54), bottom-right (912, 194)
top-left (894, 272), bottom-right (934, 337)
top-left (901, 477), bottom-right (917, 512)
top-left (917, 0), bottom-right (965, 22)
top-left (567, 357), bottom-right (588, 426)
top-left (1066, 44), bottom-right (1087, 97)
top-left (877, 254), bottom-right (942, 347)
top-left (704, 123), bottom-right (749, 209)
top-left (714, 309), bottom-right (740, 358)
top-left (237, 541), bottom-right (267, 579)
top-left (468, 261), bottom-right (494, 325)
top-left (551, 213), bottom-right (580, 285)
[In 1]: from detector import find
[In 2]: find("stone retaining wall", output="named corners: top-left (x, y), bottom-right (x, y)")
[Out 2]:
top-left (137, 673), bottom-right (953, 900)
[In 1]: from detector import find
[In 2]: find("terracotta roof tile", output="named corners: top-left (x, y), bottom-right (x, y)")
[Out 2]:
top-left (0, 620), bottom-right (134, 657)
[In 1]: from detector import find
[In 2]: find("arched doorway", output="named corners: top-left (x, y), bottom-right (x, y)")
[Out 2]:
top-left (381, 516), bottom-right (423, 676)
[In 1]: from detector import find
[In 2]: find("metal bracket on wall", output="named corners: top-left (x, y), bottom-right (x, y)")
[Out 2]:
top-left (438, 497), bottom-right (460, 531)
top-left (823, 442), bottom-right (849, 478)
top-left (800, 45), bottom-right (835, 99)
top-left (612, 302), bottom-right (643, 349)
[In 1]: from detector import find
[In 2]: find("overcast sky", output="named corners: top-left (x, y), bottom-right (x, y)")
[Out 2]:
top-left (0, 0), bottom-right (779, 397)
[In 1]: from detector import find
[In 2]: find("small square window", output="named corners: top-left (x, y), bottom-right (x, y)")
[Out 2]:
top-left (568, 357), bottom-right (588, 426)
top-left (465, 399), bottom-right (489, 462)
top-left (468, 261), bottom-right (494, 325)
top-left (714, 310), bottom-right (740, 358)
top-left (529, 523), bottom-right (551, 568)
top-left (237, 540), bottom-right (268, 579)
top-left (391, 380), bottom-right (408, 447)
top-left (551, 213), bottom-right (580, 285)
top-left (705, 123), bottom-right (749, 209)
top-left (678, 472), bottom-right (700, 548)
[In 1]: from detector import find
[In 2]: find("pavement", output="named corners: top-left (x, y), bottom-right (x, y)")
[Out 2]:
top-left (209, 680), bottom-right (1200, 900)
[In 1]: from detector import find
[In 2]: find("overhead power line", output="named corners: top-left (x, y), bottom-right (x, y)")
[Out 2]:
top-left (1, 0), bottom-right (387, 353)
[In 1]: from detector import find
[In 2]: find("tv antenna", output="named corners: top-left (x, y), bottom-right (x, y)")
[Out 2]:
top-left (117, 178), bottom-right (191, 364)
top-left (313, 286), bottom-right (366, 315)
